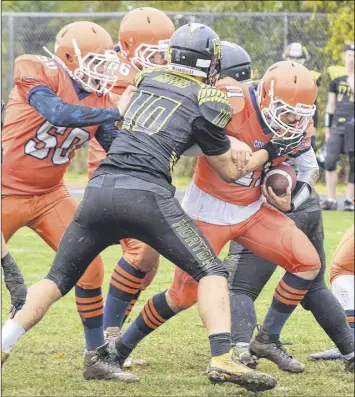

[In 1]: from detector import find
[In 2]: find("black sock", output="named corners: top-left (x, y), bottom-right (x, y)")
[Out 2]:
top-left (209, 333), bottom-right (232, 357)
top-left (230, 293), bottom-right (257, 344)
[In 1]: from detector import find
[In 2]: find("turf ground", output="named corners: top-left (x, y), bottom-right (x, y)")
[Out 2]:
top-left (1, 211), bottom-right (354, 397)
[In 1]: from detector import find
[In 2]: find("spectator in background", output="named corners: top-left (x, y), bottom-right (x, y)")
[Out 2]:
top-left (283, 42), bottom-right (322, 151)
top-left (322, 43), bottom-right (354, 212)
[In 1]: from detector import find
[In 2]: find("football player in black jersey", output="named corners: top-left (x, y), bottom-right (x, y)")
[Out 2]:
top-left (2, 24), bottom-right (285, 392)
top-left (322, 43), bottom-right (354, 211)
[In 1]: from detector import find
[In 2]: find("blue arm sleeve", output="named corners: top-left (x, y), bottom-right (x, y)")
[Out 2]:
top-left (28, 86), bottom-right (121, 127)
top-left (95, 124), bottom-right (120, 153)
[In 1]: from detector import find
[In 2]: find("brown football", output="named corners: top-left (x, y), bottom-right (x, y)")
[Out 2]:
top-left (264, 162), bottom-right (297, 196)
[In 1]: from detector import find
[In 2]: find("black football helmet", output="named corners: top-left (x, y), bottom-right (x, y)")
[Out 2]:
top-left (167, 23), bottom-right (221, 84)
top-left (220, 41), bottom-right (252, 81)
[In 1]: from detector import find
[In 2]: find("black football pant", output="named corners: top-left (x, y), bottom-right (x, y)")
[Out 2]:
top-left (225, 205), bottom-right (354, 355)
top-left (46, 173), bottom-right (228, 296)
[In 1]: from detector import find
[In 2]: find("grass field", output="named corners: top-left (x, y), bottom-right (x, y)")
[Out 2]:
top-left (1, 212), bottom-right (354, 397)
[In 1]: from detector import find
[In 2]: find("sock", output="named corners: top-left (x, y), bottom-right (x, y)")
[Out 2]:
top-left (122, 290), bottom-right (141, 326)
top-left (345, 310), bottom-right (355, 336)
top-left (116, 290), bottom-right (176, 364)
top-left (75, 286), bottom-right (104, 351)
top-left (103, 258), bottom-right (145, 330)
top-left (209, 333), bottom-right (232, 357)
top-left (302, 287), bottom-right (354, 356)
top-left (230, 293), bottom-right (257, 344)
top-left (2, 319), bottom-right (25, 353)
top-left (263, 272), bottom-right (313, 337)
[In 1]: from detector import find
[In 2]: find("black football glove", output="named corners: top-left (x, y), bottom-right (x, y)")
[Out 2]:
top-left (263, 135), bottom-right (304, 160)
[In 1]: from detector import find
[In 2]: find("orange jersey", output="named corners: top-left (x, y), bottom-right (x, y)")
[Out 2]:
top-left (2, 54), bottom-right (116, 195)
top-left (193, 77), bottom-right (313, 206)
top-left (194, 77), bottom-right (271, 206)
top-left (88, 52), bottom-right (138, 177)
top-left (330, 225), bottom-right (355, 282)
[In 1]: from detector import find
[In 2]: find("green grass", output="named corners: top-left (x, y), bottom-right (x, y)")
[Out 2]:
top-left (2, 212), bottom-right (354, 397)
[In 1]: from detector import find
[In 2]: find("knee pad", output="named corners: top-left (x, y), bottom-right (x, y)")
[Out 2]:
top-left (76, 256), bottom-right (104, 290)
top-left (141, 263), bottom-right (159, 291)
top-left (122, 239), bottom-right (159, 273)
top-left (168, 269), bottom-right (198, 311)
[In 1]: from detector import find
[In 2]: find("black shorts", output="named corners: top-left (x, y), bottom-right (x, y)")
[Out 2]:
top-left (325, 131), bottom-right (345, 171)
top-left (46, 173), bottom-right (227, 296)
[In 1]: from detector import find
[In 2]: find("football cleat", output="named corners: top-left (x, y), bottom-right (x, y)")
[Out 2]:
top-left (207, 348), bottom-right (277, 392)
top-left (309, 347), bottom-right (342, 361)
top-left (83, 343), bottom-right (139, 382)
top-left (344, 356), bottom-right (354, 372)
top-left (1, 350), bottom-right (9, 366)
top-left (344, 199), bottom-right (354, 212)
top-left (105, 326), bottom-right (147, 368)
top-left (235, 342), bottom-right (258, 369)
top-left (321, 199), bottom-right (338, 211)
top-left (250, 327), bottom-right (305, 373)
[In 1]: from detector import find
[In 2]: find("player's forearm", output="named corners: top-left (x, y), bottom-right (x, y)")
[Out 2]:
top-left (241, 149), bottom-right (269, 175)
top-left (28, 86), bottom-right (121, 127)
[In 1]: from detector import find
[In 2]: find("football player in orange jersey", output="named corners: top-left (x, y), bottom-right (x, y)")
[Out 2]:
top-left (112, 43), bottom-right (324, 373)
top-left (86, 7), bottom-right (176, 349)
top-left (310, 224), bottom-right (354, 366)
top-left (1, 21), bottom-right (138, 381)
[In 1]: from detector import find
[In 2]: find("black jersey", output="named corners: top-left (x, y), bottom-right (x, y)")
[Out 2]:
top-left (329, 74), bottom-right (354, 129)
top-left (100, 67), bottom-right (232, 190)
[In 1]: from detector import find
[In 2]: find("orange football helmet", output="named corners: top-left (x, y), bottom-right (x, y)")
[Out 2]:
top-left (119, 7), bottom-right (175, 70)
top-left (257, 61), bottom-right (317, 141)
top-left (44, 21), bottom-right (119, 94)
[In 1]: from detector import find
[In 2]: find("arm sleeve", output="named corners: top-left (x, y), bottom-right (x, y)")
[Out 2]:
top-left (95, 124), bottom-right (120, 153)
top-left (28, 86), bottom-right (121, 127)
top-left (291, 147), bottom-right (319, 186)
top-left (191, 117), bottom-right (230, 156)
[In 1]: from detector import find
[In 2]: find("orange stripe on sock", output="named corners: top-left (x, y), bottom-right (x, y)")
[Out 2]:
top-left (147, 299), bottom-right (165, 324)
top-left (144, 305), bottom-right (163, 327)
top-left (115, 266), bottom-right (144, 284)
top-left (276, 285), bottom-right (304, 302)
top-left (274, 291), bottom-right (301, 306)
top-left (77, 301), bottom-right (103, 312)
top-left (80, 308), bottom-right (104, 319)
top-left (141, 308), bottom-right (158, 329)
top-left (280, 279), bottom-right (307, 295)
top-left (110, 278), bottom-right (139, 294)
top-left (75, 295), bottom-right (103, 304)
top-left (111, 272), bottom-right (142, 289)
top-left (347, 316), bottom-right (355, 323)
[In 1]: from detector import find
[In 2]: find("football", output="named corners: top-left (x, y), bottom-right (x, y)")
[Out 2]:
top-left (264, 162), bottom-right (297, 196)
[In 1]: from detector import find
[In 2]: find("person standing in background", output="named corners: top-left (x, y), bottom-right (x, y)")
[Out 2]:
top-left (322, 43), bottom-right (354, 211)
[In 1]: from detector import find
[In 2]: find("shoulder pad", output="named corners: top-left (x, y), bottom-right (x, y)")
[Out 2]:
top-left (198, 85), bottom-right (232, 128)
top-left (133, 66), bottom-right (164, 87)
top-left (216, 77), bottom-right (246, 114)
top-left (14, 54), bottom-right (60, 90)
top-left (327, 65), bottom-right (347, 80)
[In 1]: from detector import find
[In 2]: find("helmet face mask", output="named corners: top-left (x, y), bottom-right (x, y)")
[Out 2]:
top-left (72, 47), bottom-right (119, 94)
top-left (46, 21), bottom-right (120, 95)
top-left (131, 39), bottom-right (170, 70)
